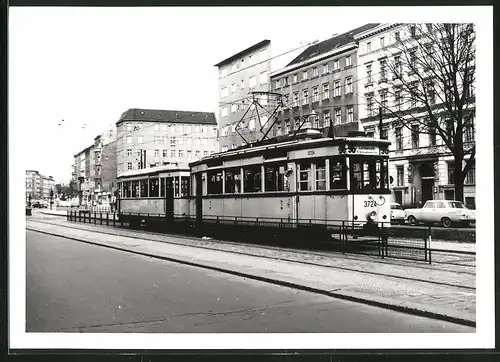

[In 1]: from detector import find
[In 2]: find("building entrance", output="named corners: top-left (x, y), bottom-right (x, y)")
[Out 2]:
top-left (419, 163), bottom-right (435, 204)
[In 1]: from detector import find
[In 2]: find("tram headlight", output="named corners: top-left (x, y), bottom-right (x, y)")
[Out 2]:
top-left (366, 210), bottom-right (377, 221)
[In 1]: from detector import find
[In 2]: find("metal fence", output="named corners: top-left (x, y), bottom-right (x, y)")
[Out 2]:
top-left (66, 210), bottom-right (432, 263)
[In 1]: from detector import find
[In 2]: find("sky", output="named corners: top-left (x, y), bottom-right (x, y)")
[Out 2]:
top-left (10, 7), bottom-right (369, 184)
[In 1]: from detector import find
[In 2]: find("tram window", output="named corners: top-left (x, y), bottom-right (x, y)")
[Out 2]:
top-left (149, 178), bottom-right (159, 197)
top-left (174, 177), bottom-right (180, 197)
top-left (125, 181), bottom-right (132, 198)
top-left (131, 180), bottom-right (139, 198)
top-left (181, 176), bottom-right (190, 197)
top-left (160, 178), bottom-right (165, 197)
top-left (139, 179), bottom-right (148, 197)
top-left (225, 168), bottom-right (241, 194)
top-left (315, 160), bottom-right (326, 191)
top-left (375, 159), bottom-right (389, 190)
top-left (207, 170), bottom-right (223, 194)
top-left (243, 165), bottom-right (262, 193)
top-left (298, 162), bottom-right (312, 191)
top-left (330, 158), bottom-right (346, 189)
top-left (350, 158), bottom-right (388, 192)
top-left (265, 164), bottom-right (286, 192)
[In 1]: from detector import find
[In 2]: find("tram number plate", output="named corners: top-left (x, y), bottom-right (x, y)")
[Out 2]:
top-left (307, 150), bottom-right (316, 156)
top-left (364, 200), bottom-right (377, 207)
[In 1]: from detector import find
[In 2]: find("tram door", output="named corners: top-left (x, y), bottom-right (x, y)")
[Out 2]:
top-left (195, 173), bottom-right (203, 223)
top-left (165, 177), bottom-right (174, 219)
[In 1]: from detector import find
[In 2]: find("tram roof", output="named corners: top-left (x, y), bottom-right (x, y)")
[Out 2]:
top-left (190, 133), bottom-right (391, 167)
top-left (117, 163), bottom-right (190, 179)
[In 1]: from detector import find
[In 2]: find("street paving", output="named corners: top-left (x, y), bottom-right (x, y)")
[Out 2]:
top-left (26, 230), bottom-right (473, 333)
top-left (26, 215), bottom-right (476, 325)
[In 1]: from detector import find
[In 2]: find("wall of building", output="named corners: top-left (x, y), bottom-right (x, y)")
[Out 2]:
top-left (270, 47), bottom-right (361, 137)
top-left (116, 120), bottom-right (218, 177)
top-left (101, 140), bottom-right (117, 195)
top-left (217, 42), bottom-right (272, 151)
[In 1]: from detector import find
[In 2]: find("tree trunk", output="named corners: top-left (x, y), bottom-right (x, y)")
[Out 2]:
top-left (453, 157), bottom-right (465, 202)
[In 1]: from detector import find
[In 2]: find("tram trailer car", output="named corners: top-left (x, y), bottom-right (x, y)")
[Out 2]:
top-left (189, 130), bottom-right (392, 232)
top-left (117, 164), bottom-right (191, 228)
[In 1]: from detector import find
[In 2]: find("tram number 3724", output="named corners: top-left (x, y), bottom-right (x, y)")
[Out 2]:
top-left (364, 200), bottom-right (377, 207)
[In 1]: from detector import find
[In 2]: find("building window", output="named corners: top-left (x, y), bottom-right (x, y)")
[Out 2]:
top-left (410, 50), bottom-right (417, 72)
top-left (366, 42), bottom-right (371, 53)
top-left (275, 79), bottom-right (280, 88)
top-left (395, 127), bottom-right (403, 150)
top-left (333, 60), bottom-right (340, 70)
top-left (313, 67), bottom-right (318, 77)
top-left (126, 123), bottom-right (133, 131)
top-left (298, 162), bottom-right (312, 191)
top-left (293, 92), bottom-right (299, 107)
top-left (154, 124), bottom-right (160, 131)
top-left (324, 111), bottom-right (331, 127)
top-left (137, 136), bottom-right (144, 144)
top-left (261, 115), bottom-right (268, 127)
top-left (195, 150), bottom-right (201, 157)
top-left (293, 74), bottom-right (298, 83)
top-left (221, 87), bottom-right (228, 98)
top-left (221, 67), bottom-right (228, 77)
top-left (345, 56), bottom-right (352, 67)
top-left (260, 48), bottom-right (267, 61)
top-left (447, 163), bottom-right (455, 184)
top-left (283, 77), bottom-right (289, 86)
top-left (249, 76), bottom-right (256, 88)
top-left (380, 128), bottom-right (388, 140)
top-left (178, 150), bottom-right (183, 157)
top-left (154, 149), bottom-right (160, 157)
top-left (249, 118), bottom-right (256, 131)
top-left (127, 162), bottom-right (132, 170)
top-left (465, 196), bottom-right (475, 210)
top-left (323, 63), bottom-right (329, 73)
top-left (163, 149), bottom-right (168, 157)
top-left (345, 77), bottom-right (353, 94)
top-left (154, 136), bottom-right (161, 144)
top-left (231, 104), bottom-right (237, 113)
top-left (127, 149), bottom-right (132, 157)
top-left (380, 36), bottom-right (385, 48)
top-left (335, 108), bottom-right (342, 125)
top-left (366, 96), bottom-right (373, 116)
top-left (446, 119), bottom-right (454, 144)
top-left (381, 92), bottom-right (388, 113)
top-left (465, 161), bottom-right (475, 184)
top-left (311, 114), bottom-right (320, 128)
top-left (171, 150), bottom-right (176, 158)
top-left (221, 106), bottom-right (228, 118)
top-left (315, 160), bottom-right (326, 191)
top-left (260, 71), bottom-right (268, 85)
top-left (394, 56), bottom-right (402, 78)
top-left (334, 80), bottom-right (341, 97)
top-left (231, 83), bottom-right (237, 93)
top-left (395, 31), bottom-right (401, 41)
top-left (410, 25), bottom-right (417, 39)
top-left (395, 89), bottom-right (402, 110)
top-left (347, 106), bottom-right (354, 123)
top-left (243, 165), bottom-right (262, 193)
top-left (302, 89), bottom-right (309, 105)
top-left (380, 59), bottom-right (387, 80)
top-left (428, 123), bottom-right (437, 146)
top-left (126, 136), bottom-right (132, 144)
top-left (464, 122), bottom-right (475, 144)
top-left (302, 70), bottom-right (308, 81)
top-left (323, 83), bottom-right (330, 99)
top-left (427, 81), bottom-right (436, 104)
top-left (249, 54), bottom-right (256, 66)
top-left (312, 87), bottom-right (319, 103)
top-left (285, 119), bottom-right (291, 134)
top-left (366, 64), bottom-right (372, 83)
top-left (396, 166), bottom-right (404, 186)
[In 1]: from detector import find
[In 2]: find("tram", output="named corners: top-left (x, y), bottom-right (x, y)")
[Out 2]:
top-left (189, 129), bottom-right (391, 227)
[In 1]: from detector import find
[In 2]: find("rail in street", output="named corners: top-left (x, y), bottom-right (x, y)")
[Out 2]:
top-left (27, 214), bottom-right (476, 327)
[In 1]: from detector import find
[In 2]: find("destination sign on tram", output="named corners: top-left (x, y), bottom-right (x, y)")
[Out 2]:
top-left (339, 144), bottom-right (379, 155)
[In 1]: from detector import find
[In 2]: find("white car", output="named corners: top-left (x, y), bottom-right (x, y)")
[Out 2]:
top-left (390, 202), bottom-right (406, 224)
top-left (404, 200), bottom-right (476, 228)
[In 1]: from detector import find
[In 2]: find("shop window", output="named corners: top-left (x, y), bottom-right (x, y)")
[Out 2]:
top-left (243, 165), bottom-right (262, 193)
top-left (207, 170), bottom-right (223, 194)
top-left (149, 178), bottom-right (159, 197)
top-left (330, 158), bottom-right (347, 189)
top-left (444, 189), bottom-right (455, 200)
top-left (394, 190), bottom-right (403, 205)
top-left (298, 162), bottom-right (312, 191)
top-left (465, 197), bottom-right (475, 210)
top-left (315, 160), bottom-right (326, 190)
top-left (225, 168), bottom-right (241, 194)
top-left (265, 164), bottom-right (286, 192)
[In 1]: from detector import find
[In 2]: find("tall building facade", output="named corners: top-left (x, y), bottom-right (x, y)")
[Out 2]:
top-left (115, 108), bottom-right (217, 177)
top-left (73, 145), bottom-right (94, 202)
top-left (354, 23), bottom-right (476, 208)
top-left (268, 24), bottom-right (379, 139)
top-left (26, 170), bottom-right (54, 200)
top-left (215, 40), bottom-right (272, 151)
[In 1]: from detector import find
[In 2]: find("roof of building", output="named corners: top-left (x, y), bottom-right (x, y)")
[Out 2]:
top-left (214, 39), bottom-right (271, 67)
top-left (116, 109), bottom-right (217, 126)
top-left (286, 24), bottom-right (380, 67)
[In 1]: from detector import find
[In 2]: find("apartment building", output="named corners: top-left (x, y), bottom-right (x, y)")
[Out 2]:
top-left (354, 23), bottom-right (476, 208)
top-left (268, 24), bottom-right (379, 138)
top-left (26, 170), bottom-right (54, 200)
top-left (215, 40), bottom-right (272, 151)
top-left (115, 108), bottom-right (217, 177)
top-left (73, 144), bottom-right (94, 202)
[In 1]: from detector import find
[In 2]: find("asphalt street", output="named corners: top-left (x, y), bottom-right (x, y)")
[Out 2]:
top-left (26, 229), bottom-right (473, 333)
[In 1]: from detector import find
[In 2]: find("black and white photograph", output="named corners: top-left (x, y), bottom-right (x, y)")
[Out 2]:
top-left (9, 5), bottom-right (494, 351)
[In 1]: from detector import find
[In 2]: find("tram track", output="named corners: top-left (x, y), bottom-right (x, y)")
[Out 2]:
top-left (26, 218), bottom-right (476, 291)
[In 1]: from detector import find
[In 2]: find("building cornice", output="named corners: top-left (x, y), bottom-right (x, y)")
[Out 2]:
top-left (353, 23), bottom-right (401, 41)
top-left (270, 43), bottom-right (357, 79)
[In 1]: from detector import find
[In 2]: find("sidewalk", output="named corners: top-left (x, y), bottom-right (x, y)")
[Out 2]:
top-left (26, 220), bottom-right (476, 326)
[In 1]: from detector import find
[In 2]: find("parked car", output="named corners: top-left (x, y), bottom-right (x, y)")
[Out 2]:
top-left (390, 203), bottom-right (406, 224)
top-left (404, 200), bottom-right (476, 228)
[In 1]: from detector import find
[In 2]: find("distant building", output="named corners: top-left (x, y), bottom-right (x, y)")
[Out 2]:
top-left (73, 144), bottom-right (94, 203)
top-left (269, 24), bottom-right (380, 139)
top-left (115, 108), bottom-right (218, 177)
top-left (26, 170), bottom-right (54, 200)
top-left (215, 40), bottom-right (272, 151)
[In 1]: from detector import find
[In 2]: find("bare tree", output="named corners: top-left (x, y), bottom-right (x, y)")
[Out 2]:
top-left (374, 23), bottom-right (475, 203)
